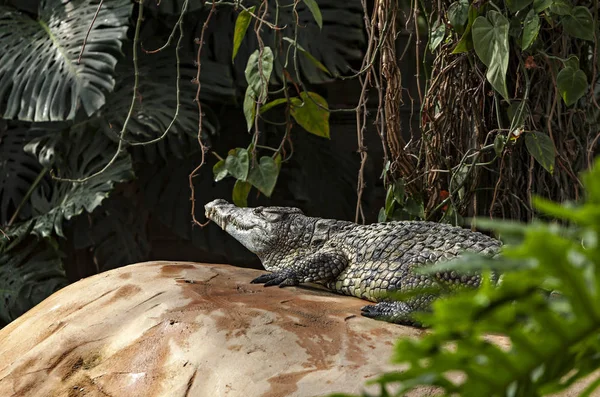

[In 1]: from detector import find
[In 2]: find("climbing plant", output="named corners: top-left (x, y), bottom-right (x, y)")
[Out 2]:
top-left (377, 0), bottom-right (599, 225)
top-left (0, 0), bottom-right (363, 325)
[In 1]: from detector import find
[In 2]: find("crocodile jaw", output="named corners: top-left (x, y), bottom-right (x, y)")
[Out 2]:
top-left (204, 199), bottom-right (267, 255)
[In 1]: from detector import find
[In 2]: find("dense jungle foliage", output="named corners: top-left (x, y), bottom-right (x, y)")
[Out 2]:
top-left (0, 0), bottom-right (599, 394)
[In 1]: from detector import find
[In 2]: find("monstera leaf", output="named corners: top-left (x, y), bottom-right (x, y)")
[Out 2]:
top-left (23, 126), bottom-right (134, 238)
top-left (0, 122), bottom-right (48, 225)
top-left (71, 195), bottom-right (150, 271)
top-left (191, 0), bottom-right (365, 85)
top-left (0, 234), bottom-right (67, 325)
top-left (0, 0), bottom-right (132, 122)
top-left (100, 41), bottom-right (235, 162)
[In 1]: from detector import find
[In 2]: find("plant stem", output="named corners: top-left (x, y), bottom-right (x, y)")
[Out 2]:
top-left (8, 167), bottom-right (48, 227)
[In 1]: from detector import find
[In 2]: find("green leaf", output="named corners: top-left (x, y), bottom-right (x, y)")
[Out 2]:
top-left (506, 0), bottom-right (533, 13)
top-left (533, 0), bottom-right (553, 12)
top-left (447, 0), bottom-right (469, 35)
top-left (564, 55), bottom-right (580, 70)
top-left (260, 98), bottom-right (289, 114)
top-left (22, 127), bottom-right (134, 238)
top-left (429, 21), bottom-right (446, 52)
top-left (213, 159), bottom-right (228, 182)
top-left (232, 180), bottom-right (252, 207)
top-left (562, 6), bottom-right (595, 41)
top-left (393, 180), bottom-right (406, 205)
top-left (248, 156), bottom-right (280, 197)
top-left (0, 122), bottom-right (47, 225)
top-left (282, 37), bottom-right (331, 75)
top-left (225, 148), bottom-right (250, 181)
top-left (0, 236), bottom-right (67, 325)
top-left (549, 0), bottom-right (572, 15)
top-left (494, 134), bottom-right (507, 156)
top-left (303, 0), bottom-right (323, 29)
top-left (472, 11), bottom-right (511, 101)
top-left (0, 1), bottom-right (131, 121)
top-left (245, 47), bottom-right (274, 102)
top-left (290, 92), bottom-right (330, 138)
top-left (556, 66), bottom-right (588, 106)
top-left (521, 9), bottom-right (540, 49)
top-left (507, 101), bottom-right (528, 133)
top-left (232, 6), bottom-right (256, 63)
top-left (452, 5), bottom-right (479, 53)
top-left (243, 86), bottom-right (256, 132)
top-left (524, 131), bottom-right (555, 174)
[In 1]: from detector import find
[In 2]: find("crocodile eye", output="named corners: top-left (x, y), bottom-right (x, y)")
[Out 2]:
top-left (253, 207), bottom-right (264, 215)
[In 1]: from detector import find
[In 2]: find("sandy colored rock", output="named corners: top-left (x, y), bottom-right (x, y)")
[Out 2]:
top-left (0, 261), bottom-right (429, 397)
top-left (0, 261), bottom-right (595, 397)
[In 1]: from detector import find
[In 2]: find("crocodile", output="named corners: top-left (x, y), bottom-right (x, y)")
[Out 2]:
top-left (204, 199), bottom-right (501, 325)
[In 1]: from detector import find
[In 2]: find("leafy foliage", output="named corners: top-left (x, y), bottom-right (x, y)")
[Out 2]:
top-left (196, 0), bottom-right (365, 85)
top-left (0, 234), bottom-right (67, 326)
top-left (338, 158), bottom-right (600, 397)
top-left (0, 0), bottom-right (131, 121)
top-left (0, 122), bottom-right (47, 224)
top-left (24, 126), bottom-right (134, 238)
top-left (100, 43), bottom-right (234, 162)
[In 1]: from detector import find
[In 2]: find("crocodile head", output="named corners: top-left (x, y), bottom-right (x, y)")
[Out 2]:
top-left (204, 199), bottom-right (304, 257)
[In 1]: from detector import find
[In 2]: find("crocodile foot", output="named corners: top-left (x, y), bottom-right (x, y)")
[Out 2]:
top-left (251, 272), bottom-right (300, 287)
top-left (361, 301), bottom-right (422, 327)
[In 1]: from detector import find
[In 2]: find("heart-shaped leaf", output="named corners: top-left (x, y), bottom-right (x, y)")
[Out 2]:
top-left (525, 131), bottom-right (555, 174)
top-left (448, 0), bottom-right (469, 35)
top-left (232, 180), bottom-right (252, 207)
top-left (290, 92), bottom-right (330, 138)
top-left (472, 11), bottom-right (510, 101)
top-left (452, 5), bottom-right (479, 54)
top-left (248, 156), bottom-right (280, 197)
top-left (506, 0), bottom-right (533, 13)
top-left (225, 148), bottom-right (250, 181)
top-left (430, 21), bottom-right (446, 52)
top-left (533, 0), bottom-right (553, 12)
top-left (521, 9), bottom-right (540, 50)
top-left (245, 47), bottom-right (274, 102)
top-left (0, 0), bottom-right (132, 121)
top-left (562, 6), bottom-right (595, 41)
top-left (556, 66), bottom-right (588, 106)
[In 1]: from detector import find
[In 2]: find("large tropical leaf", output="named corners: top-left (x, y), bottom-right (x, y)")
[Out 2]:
top-left (100, 40), bottom-right (235, 162)
top-left (0, 121), bottom-right (48, 225)
top-left (189, 0), bottom-right (365, 86)
top-left (0, 0), bottom-right (132, 122)
top-left (23, 126), bottom-right (134, 238)
top-left (0, 235), bottom-right (67, 326)
top-left (71, 195), bottom-right (150, 271)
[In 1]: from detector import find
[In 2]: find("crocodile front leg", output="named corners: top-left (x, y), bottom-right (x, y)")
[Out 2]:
top-left (251, 249), bottom-right (348, 288)
top-left (360, 294), bottom-right (436, 327)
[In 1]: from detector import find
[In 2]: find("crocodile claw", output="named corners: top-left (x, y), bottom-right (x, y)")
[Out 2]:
top-left (360, 302), bottom-right (422, 327)
top-left (251, 272), bottom-right (299, 288)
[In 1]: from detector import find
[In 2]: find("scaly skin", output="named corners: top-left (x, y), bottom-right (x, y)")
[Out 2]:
top-left (205, 199), bottom-right (501, 325)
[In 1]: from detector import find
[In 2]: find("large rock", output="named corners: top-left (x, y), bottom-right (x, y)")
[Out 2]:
top-left (0, 262), bottom-right (427, 397)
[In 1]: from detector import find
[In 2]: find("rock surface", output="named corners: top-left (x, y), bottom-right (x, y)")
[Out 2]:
top-left (0, 261), bottom-right (426, 397)
top-left (0, 261), bottom-right (595, 397)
